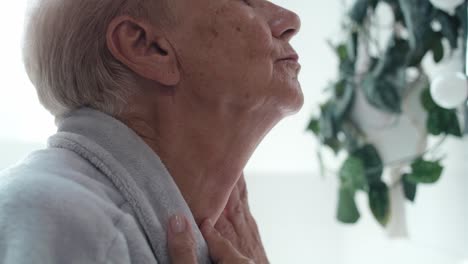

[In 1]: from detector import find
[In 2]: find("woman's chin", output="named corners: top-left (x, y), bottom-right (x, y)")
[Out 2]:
top-left (276, 82), bottom-right (304, 116)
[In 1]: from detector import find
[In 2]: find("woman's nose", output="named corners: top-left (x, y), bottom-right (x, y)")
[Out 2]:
top-left (269, 6), bottom-right (301, 42)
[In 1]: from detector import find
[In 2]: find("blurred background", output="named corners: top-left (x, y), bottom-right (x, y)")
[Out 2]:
top-left (0, 1), bottom-right (467, 263)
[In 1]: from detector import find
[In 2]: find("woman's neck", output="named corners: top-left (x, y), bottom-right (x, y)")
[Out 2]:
top-left (120, 99), bottom-right (280, 225)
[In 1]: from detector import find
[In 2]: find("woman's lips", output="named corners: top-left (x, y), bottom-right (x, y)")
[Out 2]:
top-left (276, 54), bottom-right (301, 72)
top-left (277, 53), bottom-right (299, 62)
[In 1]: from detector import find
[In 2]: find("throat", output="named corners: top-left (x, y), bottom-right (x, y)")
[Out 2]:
top-left (168, 162), bottom-right (243, 225)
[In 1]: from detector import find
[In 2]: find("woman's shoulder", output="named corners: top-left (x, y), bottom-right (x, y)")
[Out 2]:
top-left (0, 150), bottom-right (136, 263)
top-left (0, 147), bottom-right (126, 207)
top-left (0, 152), bottom-right (125, 224)
top-left (0, 148), bottom-right (132, 232)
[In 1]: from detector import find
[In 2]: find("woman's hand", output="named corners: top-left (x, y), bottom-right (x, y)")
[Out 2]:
top-left (215, 174), bottom-right (269, 264)
top-left (167, 173), bottom-right (268, 264)
top-left (167, 214), bottom-right (254, 264)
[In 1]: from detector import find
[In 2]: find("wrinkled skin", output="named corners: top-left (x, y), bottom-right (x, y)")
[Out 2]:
top-left (215, 174), bottom-right (269, 264)
top-left (107, 0), bottom-right (302, 262)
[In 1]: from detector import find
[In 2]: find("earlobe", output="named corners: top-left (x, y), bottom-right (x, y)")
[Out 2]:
top-left (106, 16), bottom-right (181, 86)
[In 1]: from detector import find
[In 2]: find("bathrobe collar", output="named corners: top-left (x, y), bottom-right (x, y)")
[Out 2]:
top-left (48, 107), bottom-right (211, 264)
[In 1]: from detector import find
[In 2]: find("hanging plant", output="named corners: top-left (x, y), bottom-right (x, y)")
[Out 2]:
top-left (307, 0), bottom-right (467, 227)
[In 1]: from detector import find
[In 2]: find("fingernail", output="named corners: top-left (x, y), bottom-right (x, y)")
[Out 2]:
top-left (170, 214), bottom-right (186, 234)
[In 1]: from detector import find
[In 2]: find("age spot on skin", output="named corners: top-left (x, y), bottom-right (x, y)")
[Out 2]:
top-left (211, 28), bottom-right (219, 37)
top-left (236, 26), bottom-right (242, 32)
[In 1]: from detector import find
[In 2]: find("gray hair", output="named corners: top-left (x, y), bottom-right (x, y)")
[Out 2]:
top-left (23, 0), bottom-right (166, 117)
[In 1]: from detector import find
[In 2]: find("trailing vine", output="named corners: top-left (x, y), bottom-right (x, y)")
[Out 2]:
top-left (307, 0), bottom-right (466, 226)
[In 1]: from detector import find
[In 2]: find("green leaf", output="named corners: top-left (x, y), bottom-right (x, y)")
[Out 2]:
top-left (334, 79), bottom-right (347, 97)
top-left (332, 43), bottom-right (355, 76)
top-left (421, 87), bottom-right (438, 111)
top-left (318, 103), bottom-right (343, 154)
top-left (349, 0), bottom-right (368, 25)
top-left (431, 37), bottom-right (444, 63)
top-left (323, 137), bottom-right (342, 154)
top-left (340, 60), bottom-right (355, 77)
top-left (363, 37), bottom-right (408, 112)
top-left (434, 10), bottom-right (460, 50)
top-left (362, 74), bottom-right (402, 114)
top-left (406, 159), bottom-right (444, 184)
top-left (333, 81), bottom-right (355, 122)
top-left (337, 185), bottom-right (361, 224)
top-left (349, 0), bottom-right (378, 25)
top-left (398, 0), bottom-right (442, 67)
top-left (336, 44), bottom-right (348, 62)
top-left (306, 118), bottom-right (320, 135)
top-left (374, 36), bottom-right (411, 76)
top-left (368, 181), bottom-right (391, 226)
top-left (368, 57), bottom-right (379, 72)
top-left (421, 88), bottom-right (462, 137)
top-left (313, 80), bottom-right (356, 155)
top-left (341, 120), bottom-right (365, 153)
top-left (318, 103), bottom-right (336, 139)
top-left (398, 0), bottom-right (435, 51)
top-left (427, 111), bottom-right (444, 135)
top-left (336, 39), bottom-right (356, 76)
top-left (364, 36), bottom-right (408, 113)
top-left (445, 112), bottom-right (463, 137)
top-left (340, 156), bottom-right (366, 191)
top-left (407, 31), bottom-right (442, 67)
top-left (352, 144), bottom-right (383, 184)
top-left (402, 174), bottom-right (417, 202)
top-left (427, 109), bottom-right (462, 137)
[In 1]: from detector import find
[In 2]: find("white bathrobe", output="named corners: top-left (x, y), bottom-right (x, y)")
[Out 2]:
top-left (0, 108), bottom-right (211, 264)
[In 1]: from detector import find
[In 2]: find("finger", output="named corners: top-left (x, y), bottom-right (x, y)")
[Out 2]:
top-left (201, 220), bottom-right (246, 262)
top-left (214, 213), bottom-right (239, 244)
top-left (226, 174), bottom-right (249, 216)
top-left (167, 214), bottom-right (198, 264)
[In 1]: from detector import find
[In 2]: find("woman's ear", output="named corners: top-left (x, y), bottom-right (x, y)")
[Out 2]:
top-left (106, 16), bottom-right (180, 86)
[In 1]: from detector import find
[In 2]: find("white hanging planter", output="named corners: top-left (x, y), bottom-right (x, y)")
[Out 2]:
top-left (351, 74), bottom-right (429, 237)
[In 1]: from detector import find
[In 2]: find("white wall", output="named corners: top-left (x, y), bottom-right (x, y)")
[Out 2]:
top-left (0, 1), bottom-right (467, 264)
top-left (336, 138), bottom-right (468, 264)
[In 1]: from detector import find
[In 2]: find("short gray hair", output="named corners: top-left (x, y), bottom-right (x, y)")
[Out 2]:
top-left (23, 0), bottom-right (166, 117)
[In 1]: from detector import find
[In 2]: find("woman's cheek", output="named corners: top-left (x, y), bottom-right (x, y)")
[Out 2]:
top-left (245, 20), bottom-right (273, 60)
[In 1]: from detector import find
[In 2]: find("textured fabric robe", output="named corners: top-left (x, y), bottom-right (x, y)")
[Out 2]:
top-left (0, 108), bottom-right (211, 264)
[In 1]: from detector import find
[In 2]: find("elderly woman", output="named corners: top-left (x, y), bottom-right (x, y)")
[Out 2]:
top-left (0, 0), bottom-right (301, 263)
